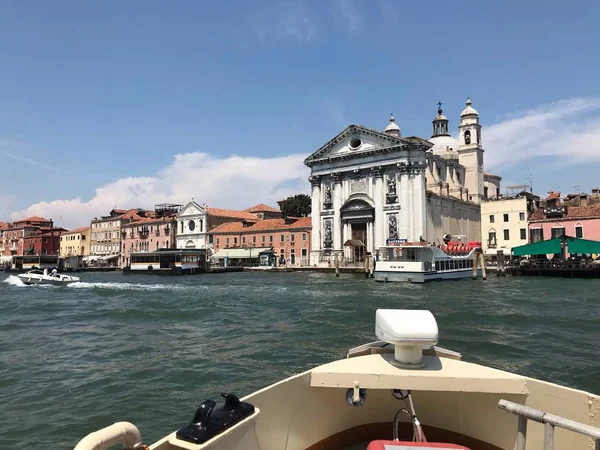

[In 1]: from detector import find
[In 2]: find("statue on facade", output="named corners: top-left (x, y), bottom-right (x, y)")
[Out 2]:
top-left (386, 174), bottom-right (398, 204)
top-left (323, 184), bottom-right (332, 208)
top-left (388, 215), bottom-right (398, 239)
top-left (324, 219), bottom-right (333, 248)
top-left (387, 176), bottom-right (396, 196)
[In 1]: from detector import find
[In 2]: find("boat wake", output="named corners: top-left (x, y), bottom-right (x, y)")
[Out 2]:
top-left (67, 281), bottom-right (190, 291)
top-left (2, 275), bottom-right (26, 287)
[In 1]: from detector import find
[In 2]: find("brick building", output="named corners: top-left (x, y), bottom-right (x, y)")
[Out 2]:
top-left (209, 217), bottom-right (311, 265)
top-left (23, 227), bottom-right (66, 256)
top-left (2, 216), bottom-right (54, 256)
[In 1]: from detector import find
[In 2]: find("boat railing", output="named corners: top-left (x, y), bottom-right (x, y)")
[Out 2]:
top-left (498, 399), bottom-right (600, 450)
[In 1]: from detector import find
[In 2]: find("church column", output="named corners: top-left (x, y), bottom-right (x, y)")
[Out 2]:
top-left (414, 163), bottom-right (427, 241)
top-left (408, 169), bottom-right (415, 241)
top-left (309, 176), bottom-right (321, 257)
top-left (372, 166), bottom-right (384, 249)
top-left (368, 220), bottom-right (374, 254)
top-left (342, 221), bottom-right (349, 259)
top-left (399, 165), bottom-right (409, 240)
top-left (332, 172), bottom-right (343, 252)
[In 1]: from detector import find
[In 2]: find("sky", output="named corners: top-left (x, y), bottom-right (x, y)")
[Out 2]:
top-left (1, 0), bottom-right (599, 228)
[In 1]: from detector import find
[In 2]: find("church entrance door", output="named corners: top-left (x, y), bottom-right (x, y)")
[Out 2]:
top-left (351, 223), bottom-right (367, 262)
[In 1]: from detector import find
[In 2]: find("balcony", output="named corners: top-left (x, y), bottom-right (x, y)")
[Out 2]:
top-left (155, 229), bottom-right (160, 237)
top-left (164, 226), bottom-right (170, 235)
top-left (487, 241), bottom-right (497, 249)
top-left (138, 228), bottom-right (149, 238)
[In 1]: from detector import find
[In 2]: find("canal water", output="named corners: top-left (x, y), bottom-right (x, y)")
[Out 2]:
top-left (1, 272), bottom-right (599, 449)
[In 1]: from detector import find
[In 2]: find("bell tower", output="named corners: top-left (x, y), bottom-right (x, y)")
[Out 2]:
top-left (458, 97), bottom-right (484, 203)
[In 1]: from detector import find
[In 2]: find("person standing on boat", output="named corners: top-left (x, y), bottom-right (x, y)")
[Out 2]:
top-left (52, 268), bottom-right (58, 277)
top-left (43, 268), bottom-right (48, 276)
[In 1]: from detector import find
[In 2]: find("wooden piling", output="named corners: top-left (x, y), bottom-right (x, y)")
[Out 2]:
top-left (497, 250), bottom-right (505, 277)
top-left (364, 256), bottom-right (370, 278)
top-left (472, 251), bottom-right (479, 280)
top-left (480, 250), bottom-right (487, 280)
top-left (334, 254), bottom-right (340, 278)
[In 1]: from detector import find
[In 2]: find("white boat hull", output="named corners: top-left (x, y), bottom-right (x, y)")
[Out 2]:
top-left (375, 268), bottom-right (481, 283)
top-left (17, 272), bottom-right (80, 286)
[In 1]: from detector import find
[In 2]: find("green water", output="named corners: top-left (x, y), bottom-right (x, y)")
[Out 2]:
top-left (1, 272), bottom-right (599, 449)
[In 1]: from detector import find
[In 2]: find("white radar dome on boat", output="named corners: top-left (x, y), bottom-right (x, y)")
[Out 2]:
top-left (375, 309), bottom-right (438, 369)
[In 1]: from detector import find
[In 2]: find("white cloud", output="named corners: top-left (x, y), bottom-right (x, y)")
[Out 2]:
top-left (334, 0), bottom-right (362, 33)
top-left (11, 152), bottom-right (310, 229)
top-left (249, 1), bottom-right (317, 44)
top-left (485, 97), bottom-right (600, 172)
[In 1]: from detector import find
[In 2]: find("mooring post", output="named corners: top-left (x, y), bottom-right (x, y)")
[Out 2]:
top-left (364, 255), bottom-right (370, 279)
top-left (472, 251), bottom-right (478, 280)
top-left (480, 249), bottom-right (487, 280)
top-left (334, 253), bottom-right (340, 278)
top-left (497, 250), bottom-right (504, 277)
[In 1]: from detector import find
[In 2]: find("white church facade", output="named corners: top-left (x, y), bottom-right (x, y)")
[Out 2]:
top-left (305, 98), bottom-right (489, 266)
top-left (176, 200), bottom-right (209, 250)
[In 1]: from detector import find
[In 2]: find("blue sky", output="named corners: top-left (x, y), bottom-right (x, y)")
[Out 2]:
top-left (1, 0), bottom-right (599, 227)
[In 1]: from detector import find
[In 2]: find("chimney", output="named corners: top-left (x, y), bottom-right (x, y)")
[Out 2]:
top-left (592, 188), bottom-right (599, 198)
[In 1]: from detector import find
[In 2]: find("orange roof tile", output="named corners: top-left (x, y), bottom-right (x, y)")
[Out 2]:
top-left (62, 226), bottom-right (90, 235)
top-left (545, 191), bottom-right (561, 200)
top-left (210, 217), bottom-right (312, 234)
top-left (119, 209), bottom-right (146, 220)
top-left (206, 207), bottom-right (259, 221)
top-left (0, 222), bottom-right (10, 230)
top-left (243, 203), bottom-right (281, 213)
top-left (529, 205), bottom-right (600, 221)
top-left (14, 216), bottom-right (51, 223)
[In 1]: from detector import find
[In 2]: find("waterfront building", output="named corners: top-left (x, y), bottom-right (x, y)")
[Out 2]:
top-left (0, 222), bottom-right (9, 256)
top-left (121, 215), bottom-right (177, 268)
top-left (23, 227), bottom-right (66, 256)
top-left (528, 190), bottom-right (600, 247)
top-left (305, 100), bottom-right (487, 266)
top-left (90, 209), bottom-right (149, 264)
top-left (176, 200), bottom-right (260, 254)
top-left (481, 192), bottom-right (539, 260)
top-left (2, 216), bottom-right (54, 256)
top-left (60, 226), bottom-right (91, 257)
top-left (209, 217), bottom-right (312, 266)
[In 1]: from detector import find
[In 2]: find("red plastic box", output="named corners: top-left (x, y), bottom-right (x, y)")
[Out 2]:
top-left (367, 441), bottom-right (471, 450)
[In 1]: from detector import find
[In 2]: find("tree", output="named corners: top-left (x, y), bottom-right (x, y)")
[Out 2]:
top-left (279, 194), bottom-right (311, 217)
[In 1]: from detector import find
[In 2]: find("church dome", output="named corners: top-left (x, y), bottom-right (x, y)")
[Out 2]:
top-left (384, 113), bottom-right (401, 136)
top-left (461, 97), bottom-right (479, 117)
top-left (429, 135), bottom-right (461, 156)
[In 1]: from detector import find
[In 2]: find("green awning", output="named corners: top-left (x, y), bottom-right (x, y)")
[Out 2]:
top-left (566, 237), bottom-right (600, 255)
top-left (512, 238), bottom-right (562, 256)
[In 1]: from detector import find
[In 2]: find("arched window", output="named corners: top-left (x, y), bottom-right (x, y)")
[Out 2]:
top-left (199, 219), bottom-right (203, 232)
top-left (464, 130), bottom-right (471, 145)
top-left (180, 221), bottom-right (184, 233)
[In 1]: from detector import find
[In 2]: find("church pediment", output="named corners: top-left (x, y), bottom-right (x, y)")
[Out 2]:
top-left (178, 201), bottom-right (206, 218)
top-left (305, 124), bottom-right (413, 167)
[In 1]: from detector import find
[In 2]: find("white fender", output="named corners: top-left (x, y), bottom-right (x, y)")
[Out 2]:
top-left (74, 422), bottom-right (142, 450)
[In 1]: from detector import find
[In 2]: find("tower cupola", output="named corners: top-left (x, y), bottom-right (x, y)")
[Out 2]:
top-left (432, 101), bottom-right (450, 138)
top-left (384, 113), bottom-right (401, 137)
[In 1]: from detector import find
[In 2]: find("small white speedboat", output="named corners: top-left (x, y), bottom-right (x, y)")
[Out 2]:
top-left (17, 269), bottom-right (80, 286)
